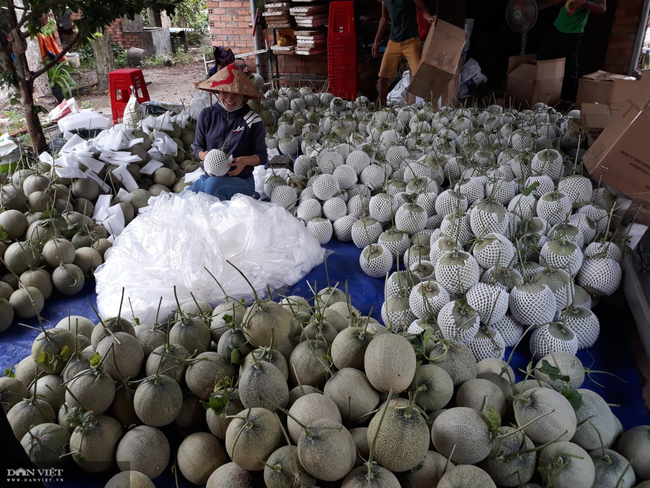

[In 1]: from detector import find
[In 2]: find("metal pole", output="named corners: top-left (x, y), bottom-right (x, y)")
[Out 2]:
top-left (250, 0), bottom-right (264, 76)
top-left (628, 0), bottom-right (650, 76)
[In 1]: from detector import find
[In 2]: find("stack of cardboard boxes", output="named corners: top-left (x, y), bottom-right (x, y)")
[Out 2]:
top-left (505, 55), bottom-right (566, 108)
top-left (583, 73), bottom-right (650, 224)
top-left (577, 71), bottom-right (639, 138)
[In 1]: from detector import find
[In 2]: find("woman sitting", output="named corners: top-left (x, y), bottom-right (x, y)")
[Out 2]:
top-left (190, 64), bottom-right (267, 200)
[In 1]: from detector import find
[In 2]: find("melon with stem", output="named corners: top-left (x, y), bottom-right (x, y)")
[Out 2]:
top-left (364, 333), bottom-right (416, 393)
top-left (577, 257), bottom-right (622, 296)
top-left (225, 407), bottom-right (284, 472)
top-left (617, 425), bottom-right (650, 481)
top-left (539, 441), bottom-right (595, 488)
top-left (468, 327), bottom-right (507, 361)
top-left (509, 282), bottom-right (557, 326)
top-left (366, 393), bottom-right (429, 473)
top-left (437, 299), bottom-right (480, 344)
top-left (478, 426), bottom-right (536, 487)
top-left (264, 445), bottom-right (317, 488)
top-left (431, 406), bottom-right (494, 464)
top-left (469, 200), bottom-right (509, 238)
top-left (115, 425), bottom-right (170, 479)
top-left (133, 373), bottom-right (183, 427)
top-left (529, 322), bottom-right (579, 359)
top-left (435, 250), bottom-right (480, 296)
top-left (558, 306), bottom-right (600, 349)
top-left (589, 449), bottom-right (636, 488)
top-left (359, 244), bottom-right (393, 278)
top-left (21, 422), bottom-right (70, 469)
top-left (428, 340), bottom-right (478, 386)
top-left (512, 387), bottom-right (577, 444)
top-left (537, 191), bottom-right (573, 227)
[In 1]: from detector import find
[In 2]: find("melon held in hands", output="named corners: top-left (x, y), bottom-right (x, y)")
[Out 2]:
top-left (204, 149), bottom-right (232, 177)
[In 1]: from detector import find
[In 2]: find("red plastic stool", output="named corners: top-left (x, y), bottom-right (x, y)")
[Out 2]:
top-left (109, 68), bottom-right (150, 124)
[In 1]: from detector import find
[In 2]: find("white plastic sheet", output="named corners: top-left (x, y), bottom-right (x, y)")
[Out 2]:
top-left (95, 192), bottom-right (325, 324)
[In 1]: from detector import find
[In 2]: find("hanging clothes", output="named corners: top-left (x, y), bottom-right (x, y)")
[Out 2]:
top-left (37, 33), bottom-right (66, 62)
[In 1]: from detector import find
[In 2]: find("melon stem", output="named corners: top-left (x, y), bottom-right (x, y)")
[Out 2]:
top-left (367, 388), bottom-right (393, 481)
top-left (226, 259), bottom-right (260, 304)
top-left (204, 266), bottom-right (236, 303)
top-left (501, 428), bottom-right (568, 459)
top-left (274, 411), bottom-right (293, 447)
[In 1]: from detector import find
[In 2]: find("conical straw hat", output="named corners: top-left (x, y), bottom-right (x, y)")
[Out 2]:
top-left (195, 63), bottom-right (263, 99)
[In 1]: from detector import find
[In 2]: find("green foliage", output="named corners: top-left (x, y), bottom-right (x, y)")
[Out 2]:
top-left (40, 18), bottom-right (57, 37)
top-left (77, 44), bottom-right (96, 69)
top-left (112, 43), bottom-right (128, 68)
top-left (89, 352), bottom-right (101, 369)
top-left (3, 367), bottom-right (15, 378)
top-left (145, 55), bottom-right (167, 67)
top-left (46, 62), bottom-right (77, 98)
top-left (560, 387), bottom-right (583, 411)
top-left (538, 360), bottom-right (571, 384)
top-left (482, 405), bottom-right (502, 436)
top-left (168, 0), bottom-right (208, 45)
top-left (16, 1), bottom-right (183, 41)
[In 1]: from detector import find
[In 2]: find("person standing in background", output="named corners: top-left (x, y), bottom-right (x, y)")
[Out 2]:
top-left (537, 0), bottom-right (607, 108)
top-left (372, 0), bottom-right (436, 106)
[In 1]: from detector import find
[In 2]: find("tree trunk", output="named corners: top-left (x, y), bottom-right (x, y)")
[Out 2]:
top-left (1, 39), bottom-right (47, 151)
top-left (18, 68), bottom-right (47, 152)
top-left (93, 32), bottom-right (115, 92)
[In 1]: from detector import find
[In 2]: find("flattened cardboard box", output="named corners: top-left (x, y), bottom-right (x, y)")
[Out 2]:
top-left (407, 19), bottom-right (466, 102)
top-left (583, 75), bottom-right (650, 206)
top-left (505, 55), bottom-right (565, 108)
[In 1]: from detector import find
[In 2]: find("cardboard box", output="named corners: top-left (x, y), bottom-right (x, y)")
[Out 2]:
top-left (505, 55), bottom-right (565, 108)
top-left (576, 71), bottom-right (638, 108)
top-left (581, 103), bottom-right (613, 137)
top-left (583, 75), bottom-right (650, 209)
top-left (407, 19), bottom-right (466, 102)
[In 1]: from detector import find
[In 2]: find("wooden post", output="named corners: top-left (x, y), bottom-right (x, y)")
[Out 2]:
top-left (92, 30), bottom-right (115, 92)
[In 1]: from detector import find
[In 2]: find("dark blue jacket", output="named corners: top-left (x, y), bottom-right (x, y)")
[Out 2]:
top-left (192, 103), bottom-right (267, 179)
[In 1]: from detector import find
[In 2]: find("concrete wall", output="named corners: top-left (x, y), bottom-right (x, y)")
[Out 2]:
top-left (140, 28), bottom-right (173, 57)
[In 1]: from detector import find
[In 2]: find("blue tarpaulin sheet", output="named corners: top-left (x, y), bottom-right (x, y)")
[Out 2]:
top-left (0, 240), bottom-right (647, 487)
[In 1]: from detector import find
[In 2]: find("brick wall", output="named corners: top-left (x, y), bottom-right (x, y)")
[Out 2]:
top-left (208, 0), bottom-right (327, 85)
top-left (604, 0), bottom-right (644, 74)
top-left (208, 1), bottom-right (256, 53)
top-left (104, 18), bottom-right (143, 49)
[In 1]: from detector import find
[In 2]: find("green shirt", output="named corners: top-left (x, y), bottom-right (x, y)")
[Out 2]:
top-left (384, 0), bottom-right (420, 43)
top-left (554, 1), bottom-right (602, 34)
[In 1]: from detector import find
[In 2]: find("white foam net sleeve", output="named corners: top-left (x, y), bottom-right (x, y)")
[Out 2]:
top-left (95, 192), bottom-right (325, 324)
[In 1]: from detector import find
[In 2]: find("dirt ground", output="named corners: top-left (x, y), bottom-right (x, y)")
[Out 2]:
top-left (0, 59), bottom-right (207, 136)
top-left (76, 60), bottom-right (207, 118)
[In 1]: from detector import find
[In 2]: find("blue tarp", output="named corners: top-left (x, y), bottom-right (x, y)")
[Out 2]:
top-left (0, 240), bottom-right (647, 487)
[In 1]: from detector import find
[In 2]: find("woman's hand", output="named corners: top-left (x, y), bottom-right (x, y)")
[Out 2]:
top-left (228, 156), bottom-right (248, 176)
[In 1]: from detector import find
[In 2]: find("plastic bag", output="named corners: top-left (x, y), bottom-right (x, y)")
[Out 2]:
top-left (95, 191), bottom-right (325, 324)
top-left (122, 89), bottom-right (142, 129)
top-left (459, 58), bottom-right (487, 98)
top-left (417, 11), bottom-right (431, 41)
top-left (387, 70), bottom-right (427, 107)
